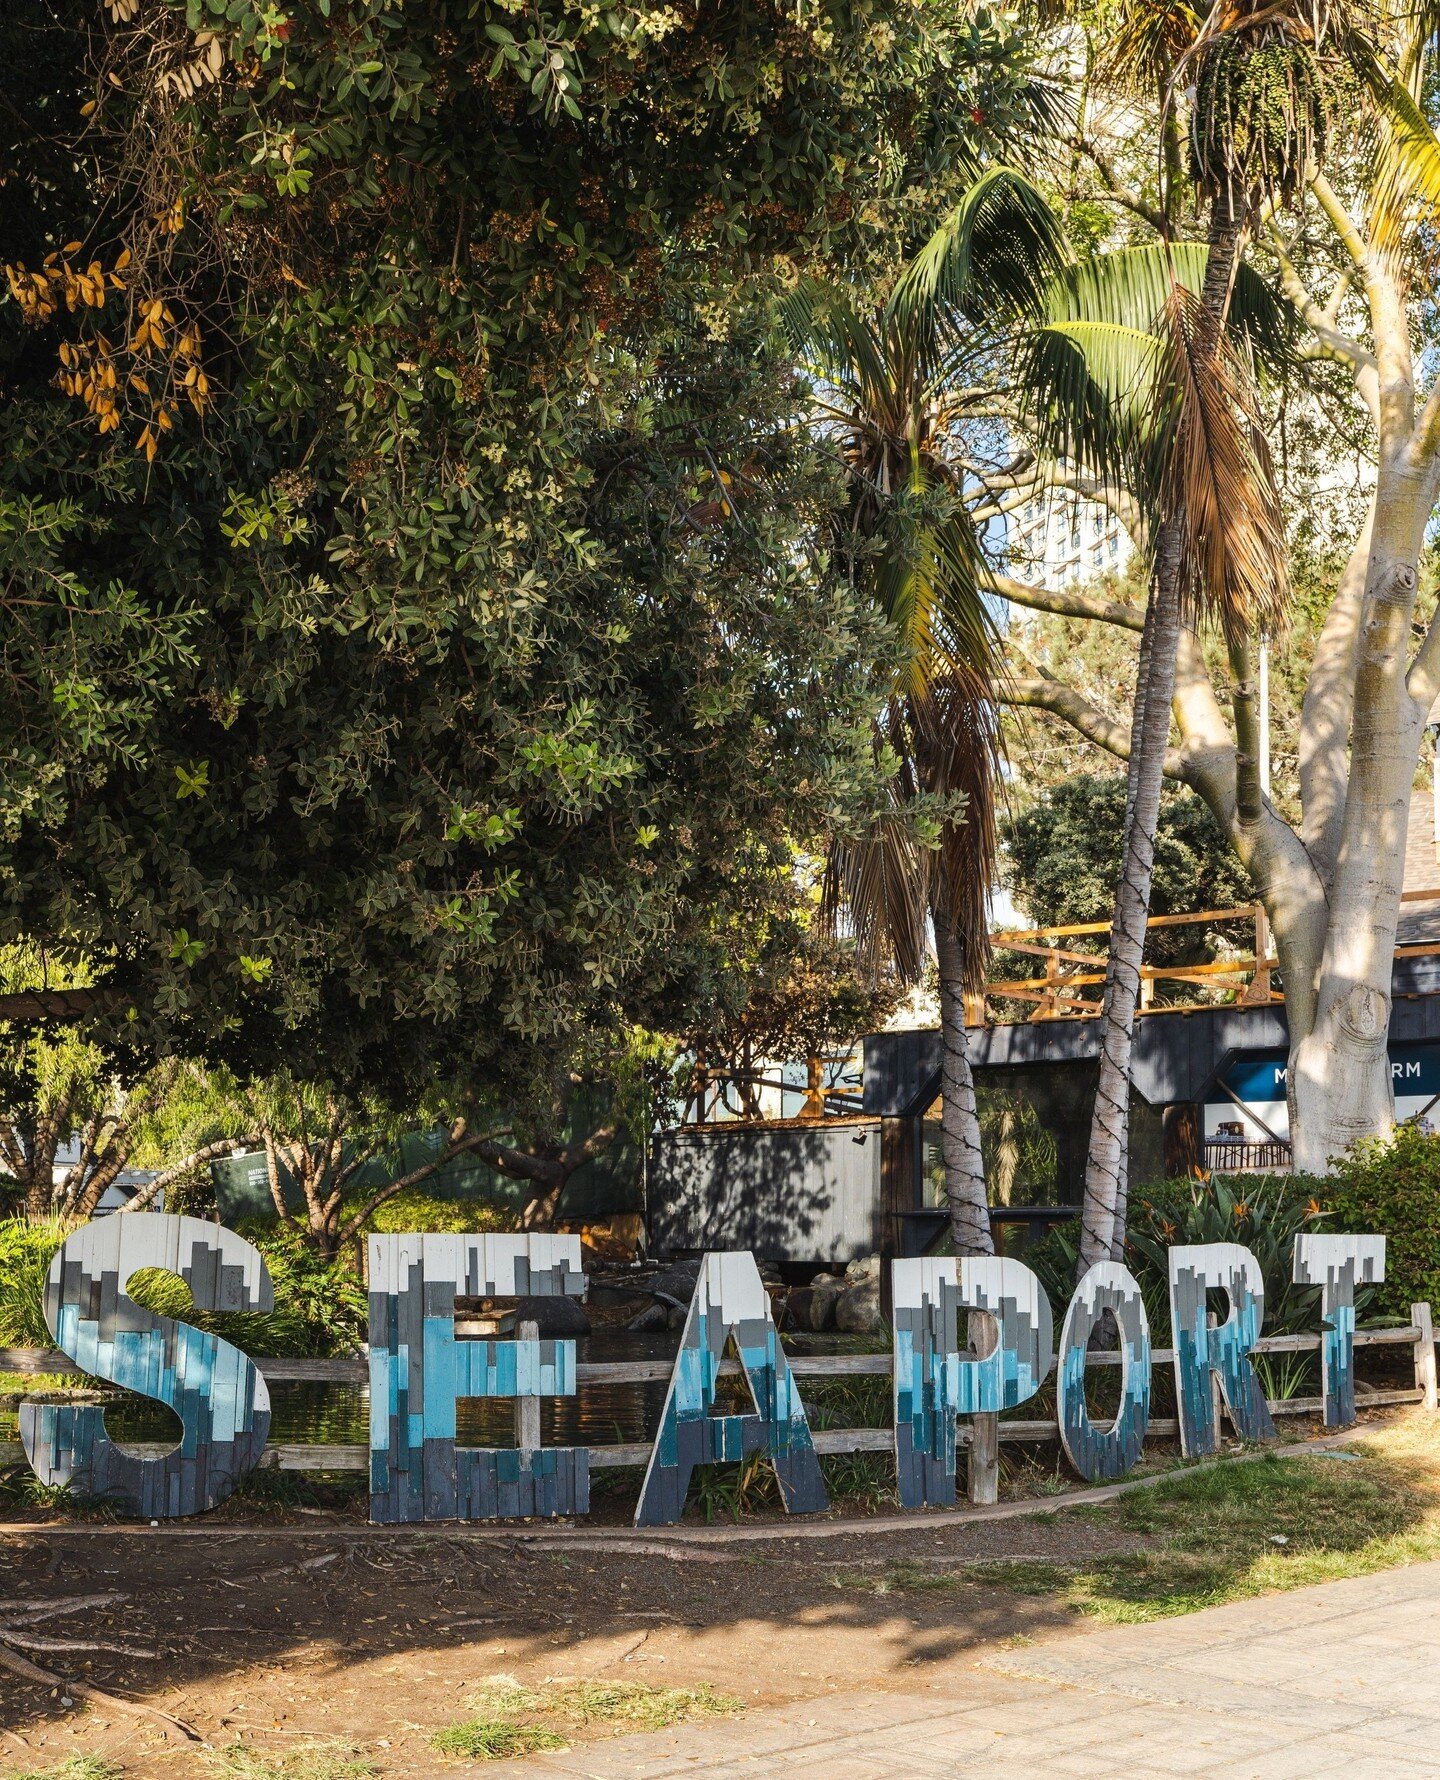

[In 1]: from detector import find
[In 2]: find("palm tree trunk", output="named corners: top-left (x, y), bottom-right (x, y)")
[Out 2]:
top-left (1080, 542), bottom-right (1180, 1266)
top-left (1081, 203), bottom-right (1248, 1269)
top-left (933, 915), bottom-right (994, 1256)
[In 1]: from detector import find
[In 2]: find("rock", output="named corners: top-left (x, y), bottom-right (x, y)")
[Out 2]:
top-left (834, 1275), bottom-right (883, 1334)
top-left (626, 1299), bottom-right (670, 1332)
top-left (787, 1287), bottom-right (816, 1331)
top-left (505, 1294), bottom-right (591, 1338)
top-left (844, 1253), bottom-right (881, 1284)
top-left (806, 1272), bottom-right (846, 1331)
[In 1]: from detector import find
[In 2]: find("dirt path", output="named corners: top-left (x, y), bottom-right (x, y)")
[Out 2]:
top-left (0, 1422), bottom-right (1379, 1778)
top-left (0, 1501), bottom-right (1161, 1776)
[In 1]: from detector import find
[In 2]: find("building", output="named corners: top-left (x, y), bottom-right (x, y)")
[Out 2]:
top-left (1005, 492), bottom-right (1131, 590)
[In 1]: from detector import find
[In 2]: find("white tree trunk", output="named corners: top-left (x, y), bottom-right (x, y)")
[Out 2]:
top-left (1286, 473), bottom-right (1434, 1171)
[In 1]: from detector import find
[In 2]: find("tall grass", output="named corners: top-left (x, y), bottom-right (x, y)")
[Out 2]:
top-left (0, 1215), bottom-right (68, 1346)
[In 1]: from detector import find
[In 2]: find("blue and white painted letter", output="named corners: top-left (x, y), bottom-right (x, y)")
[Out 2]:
top-left (892, 1257), bottom-right (1052, 1509)
top-left (1168, 1242), bottom-right (1275, 1456)
top-left (368, 1233), bottom-right (587, 1523)
top-left (1057, 1263), bottom-right (1151, 1482)
top-left (21, 1213), bottom-right (272, 1518)
top-left (634, 1252), bottom-right (826, 1527)
top-left (1293, 1234), bottom-right (1385, 1427)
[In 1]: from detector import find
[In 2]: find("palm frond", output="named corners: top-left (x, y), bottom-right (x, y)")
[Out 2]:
top-left (1347, 34), bottom-right (1440, 254)
top-left (892, 168), bottom-right (1070, 336)
top-left (1151, 283), bottom-right (1289, 645)
top-left (1044, 244), bottom-right (1296, 370)
top-left (824, 802), bottom-right (932, 984)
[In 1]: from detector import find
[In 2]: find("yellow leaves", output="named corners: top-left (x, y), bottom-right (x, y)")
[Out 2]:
top-left (156, 198), bottom-right (185, 237)
top-left (7, 230), bottom-right (208, 457)
top-left (159, 29), bottom-right (225, 100)
top-left (5, 262), bottom-right (58, 322)
top-left (4, 247), bottom-right (121, 322)
top-left (106, 0), bottom-right (142, 21)
top-left (135, 414), bottom-right (171, 462)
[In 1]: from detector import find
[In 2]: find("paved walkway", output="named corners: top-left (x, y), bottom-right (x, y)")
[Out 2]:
top-left (485, 1559), bottom-right (1440, 1777)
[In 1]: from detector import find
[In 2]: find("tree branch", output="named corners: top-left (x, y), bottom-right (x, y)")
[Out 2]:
top-left (987, 571), bottom-right (1145, 630)
top-left (1262, 220), bottom-right (1379, 421)
top-left (122, 1138), bottom-right (255, 1212)
top-left (1001, 674), bottom-right (1187, 778)
top-left (335, 1118), bottom-right (508, 1247)
top-left (1069, 133), bottom-right (1170, 233)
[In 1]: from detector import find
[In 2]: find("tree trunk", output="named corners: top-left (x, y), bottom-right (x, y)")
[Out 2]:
top-left (1080, 208), bottom-right (1248, 1266)
top-left (1081, 549), bottom-right (1180, 1267)
top-left (933, 917), bottom-right (994, 1257)
top-left (1287, 471), bottom-right (1434, 1170)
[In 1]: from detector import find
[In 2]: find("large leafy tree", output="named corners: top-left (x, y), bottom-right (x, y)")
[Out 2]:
top-left (0, 0), bottom-right (1042, 1101)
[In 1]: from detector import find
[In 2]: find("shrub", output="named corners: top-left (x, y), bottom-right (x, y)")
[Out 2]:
top-left (0, 1215), bottom-right (68, 1346)
top-left (1025, 1174), bottom-right (1346, 1338)
top-left (1317, 1123), bottom-right (1440, 1323)
top-left (361, 1189), bottom-right (514, 1236)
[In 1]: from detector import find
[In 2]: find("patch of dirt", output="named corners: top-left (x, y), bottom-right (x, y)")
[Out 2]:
top-left (0, 1506), bottom-right (1155, 1776)
top-left (1, 1402), bottom-right (1384, 1780)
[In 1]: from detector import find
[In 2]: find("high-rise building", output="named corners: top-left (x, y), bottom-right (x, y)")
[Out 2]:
top-left (1005, 493), bottom-right (1130, 589)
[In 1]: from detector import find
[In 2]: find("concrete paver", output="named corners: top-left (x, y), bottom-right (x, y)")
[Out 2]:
top-left (480, 1559), bottom-right (1440, 1776)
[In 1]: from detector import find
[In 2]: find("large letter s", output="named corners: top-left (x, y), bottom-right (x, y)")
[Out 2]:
top-left (21, 1213), bottom-right (272, 1517)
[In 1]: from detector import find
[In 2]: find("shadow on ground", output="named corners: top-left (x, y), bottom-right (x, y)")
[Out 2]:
top-left (3, 1409), bottom-right (1439, 1780)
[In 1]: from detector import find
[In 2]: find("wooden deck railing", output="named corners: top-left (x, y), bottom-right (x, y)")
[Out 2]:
top-left (979, 887), bottom-right (1440, 1025)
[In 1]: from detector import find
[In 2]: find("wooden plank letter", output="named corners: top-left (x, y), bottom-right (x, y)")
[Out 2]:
top-left (891, 1257), bottom-right (1052, 1509)
top-left (1293, 1234), bottom-right (1385, 1428)
top-left (21, 1213), bottom-right (272, 1518)
top-left (367, 1233), bottom-right (588, 1524)
top-left (634, 1251), bottom-right (826, 1527)
top-left (1169, 1242), bottom-right (1274, 1456)
top-left (1057, 1262), bottom-right (1151, 1483)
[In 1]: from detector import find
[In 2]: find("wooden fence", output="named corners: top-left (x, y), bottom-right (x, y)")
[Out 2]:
top-left (4, 1306), bottom-right (1436, 1505)
top-left (983, 887), bottom-right (1440, 1025)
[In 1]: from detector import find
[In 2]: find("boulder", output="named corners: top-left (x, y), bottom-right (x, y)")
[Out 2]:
top-left (805, 1271), bottom-right (846, 1331)
top-left (834, 1274), bottom-right (883, 1333)
top-left (506, 1294), bottom-right (592, 1338)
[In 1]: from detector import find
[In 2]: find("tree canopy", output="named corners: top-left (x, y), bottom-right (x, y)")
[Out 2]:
top-left (1, 0), bottom-right (1046, 1101)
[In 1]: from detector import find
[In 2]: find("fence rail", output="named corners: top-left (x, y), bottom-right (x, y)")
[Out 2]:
top-left (981, 887), bottom-right (1440, 1025)
top-left (3, 1314), bottom-right (1434, 1498)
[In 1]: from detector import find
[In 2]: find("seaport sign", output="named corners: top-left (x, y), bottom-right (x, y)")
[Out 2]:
top-left (21, 1215), bottom-right (1385, 1525)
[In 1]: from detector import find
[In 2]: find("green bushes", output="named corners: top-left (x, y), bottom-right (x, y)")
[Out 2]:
top-left (361, 1190), bottom-right (513, 1237)
top-left (1026, 1174), bottom-right (1347, 1338)
top-left (0, 1215), bottom-right (67, 1346)
top-left (1314, 1124), bottom-right (1440, 1323)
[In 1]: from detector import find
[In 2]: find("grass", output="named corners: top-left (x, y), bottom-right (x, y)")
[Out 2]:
top-left (429, 1720), bottom-right (568, 1760)
top-left (429, 1676), bottom-right (742, 1761)
top-left (829, 1411), bottom-right (1440, 1624)
top-left (2, 1762), bottom-right (124, 1780)
top-left (205, 1743), bottom-right (377, 1780)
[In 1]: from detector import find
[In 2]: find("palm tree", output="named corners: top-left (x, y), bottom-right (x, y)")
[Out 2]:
top-left (784, 171), bottom-right (1067, 1255)
top-left (1026, 0), bottom-right (1365, 1266)
top-left (1028, 252), bottom-right (1289, 1269)
top-left (1030, 0), bottom-right (1440, 1265)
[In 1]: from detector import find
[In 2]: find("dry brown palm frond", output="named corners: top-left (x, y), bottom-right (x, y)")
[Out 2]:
top-left (911, 678), bottom-right (999, 991)
top-left (1153, 282), bottom-right (1289, 645)
top-left (823, 803), bottom-right (932, 985)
